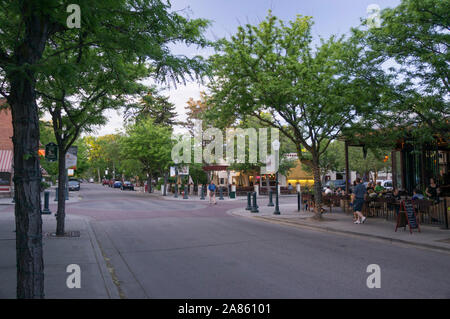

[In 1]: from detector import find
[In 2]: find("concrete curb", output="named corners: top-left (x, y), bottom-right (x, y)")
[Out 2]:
top-left (228, 209), bottom-right (450, 255)
top-left (82, 217), bottom-right (121, 299)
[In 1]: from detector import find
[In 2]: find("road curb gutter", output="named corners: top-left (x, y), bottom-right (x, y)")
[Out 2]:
top-left (228, 210), bottom-right (450, 255)
top-left (83, 218), bottom-right (121, 299)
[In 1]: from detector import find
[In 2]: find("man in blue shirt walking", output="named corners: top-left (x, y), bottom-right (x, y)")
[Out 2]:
top-left (352, 177), bottom-right (367, 224)
top-left (208, 181), bottom-right (217, 205)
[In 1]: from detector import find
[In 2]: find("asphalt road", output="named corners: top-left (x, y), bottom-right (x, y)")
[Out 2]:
top-left (65, 183), bottom-right (450, 298)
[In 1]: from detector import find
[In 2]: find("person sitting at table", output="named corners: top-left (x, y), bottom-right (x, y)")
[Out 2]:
top-left (412, 188), bottom-right (424, 200)
top-left (392, 188), bottom-right (401, 200)
top-left (367, 188), bottom-right (378, 198)
top-left (374, 182), bottom-right (385, 193)
top-left (324, 186), bottom-right (333, 195)
top-left (425, 178), bottom-right (440, 203)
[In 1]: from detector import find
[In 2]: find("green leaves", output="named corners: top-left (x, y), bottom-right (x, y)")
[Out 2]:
top-left (120, 117), bottom-right (174, 174)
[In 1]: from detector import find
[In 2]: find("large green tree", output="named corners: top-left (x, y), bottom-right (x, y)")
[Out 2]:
top-left (120, 118), bottom-right (173, 193)
top-left (0, 0), bottom-right (210, 298)
top-left (364, 0), bottom-right (449, 142)
top-left (207, 13), bottom-right (389, 218)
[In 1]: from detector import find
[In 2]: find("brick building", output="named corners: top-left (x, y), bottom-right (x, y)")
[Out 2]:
top-left (0, 98), bottom-right (13, 195)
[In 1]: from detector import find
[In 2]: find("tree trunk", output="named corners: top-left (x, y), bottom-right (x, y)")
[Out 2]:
top-left (56, 146), bottom-right (67, 235)
top-left (8, 5), bottom-right (50, 298)
top-left (311, 157), bottom-right (323, 220)
top-left (9, 80), bottom-right (45, 299)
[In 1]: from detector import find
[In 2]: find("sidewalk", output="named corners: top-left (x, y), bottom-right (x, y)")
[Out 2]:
top-left (228, 203), bottom-right (450, 254)
top-left (135, 190), bottom-right (248, 202)
top-left (0, 189), bottom-right (82, 206)
top-left (0, 212), bottom-right (118, 299)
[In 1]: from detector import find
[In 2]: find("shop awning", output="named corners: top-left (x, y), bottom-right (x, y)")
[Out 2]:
top-left (0, 150), bottom-right (13, 172)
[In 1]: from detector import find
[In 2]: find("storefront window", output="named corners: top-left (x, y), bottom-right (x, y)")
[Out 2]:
top-left (0, 172), bottom-right (11, 186)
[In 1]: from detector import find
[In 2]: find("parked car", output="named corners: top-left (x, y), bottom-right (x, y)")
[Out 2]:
top-left (379, 180), bottom-right (393, 191)
top-left (102, 179), bottom-right (109, 186)
top-left (121, 181), bottom-right (134, 191)
top-left (68, 179), bottom-right (80, 191)
top-left (323, 180), bottom-right (346, 192)
top-left (89, 178), bottom-right (94, 183)
top-left (113, 181), bottom-right (123, 188)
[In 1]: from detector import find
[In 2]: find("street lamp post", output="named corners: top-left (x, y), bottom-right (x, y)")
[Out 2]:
top-left (174, 165), bottom-right (178, 198)
top-left (272, 139), bottom-right (280, 215)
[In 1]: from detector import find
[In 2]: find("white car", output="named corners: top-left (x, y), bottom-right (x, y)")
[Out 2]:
top-left (89, 178), bottom-right (94, 183)
top-left (377, 180), bottom-right (393, 191)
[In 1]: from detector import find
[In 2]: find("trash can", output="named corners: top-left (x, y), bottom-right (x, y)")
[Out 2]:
top-left (230, 184), bottom-right (236, 199)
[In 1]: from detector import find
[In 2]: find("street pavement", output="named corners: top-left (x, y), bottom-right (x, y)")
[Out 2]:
top-left (1, 183), bottom-right (450, 298)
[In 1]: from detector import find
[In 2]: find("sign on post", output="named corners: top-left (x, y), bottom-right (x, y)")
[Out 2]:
top-left (45, 142), bottom-right (58, 162)
top-left (66, 146), bottom-right (78, 170)
top-left (178, 166), bottom-right (189, 175)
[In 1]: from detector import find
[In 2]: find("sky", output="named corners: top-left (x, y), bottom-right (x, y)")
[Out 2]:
top-left (92, 0), bottom-right (402, 136)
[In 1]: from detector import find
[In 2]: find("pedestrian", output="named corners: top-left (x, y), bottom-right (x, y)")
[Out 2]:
top-left (287, 183), bottom-right (293, 193)
top-left (412, 188), bottom-right (424, 200)
top-left (352, 177), bottom-right (367, 224)
top-left (208, 181), bottom-right (217, 205)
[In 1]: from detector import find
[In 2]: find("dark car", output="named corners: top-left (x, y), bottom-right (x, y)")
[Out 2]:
top-left (113, 181), bottom-right (122, 188)
top-left (121, 181), bottom-right (134, 191)
top-left (68, 179), bottom-right (80, 191)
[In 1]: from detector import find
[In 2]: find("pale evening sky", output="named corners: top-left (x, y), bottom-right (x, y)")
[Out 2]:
top-left (90, 0), bottom-right (402, 136)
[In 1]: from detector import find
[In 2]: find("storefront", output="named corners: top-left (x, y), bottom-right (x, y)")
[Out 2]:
top-left (0, 150), bottom-right (13, 194)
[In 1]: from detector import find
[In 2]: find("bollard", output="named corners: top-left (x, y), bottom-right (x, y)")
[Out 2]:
top-left (219, 186), bottom-right (224, 200)
top-left (174, 184), bottom-right (178, 198)
top-left (297, 192), bottom-right (302, 211)
top-left (183, 185), bottom-right (188, 199)
top-left (41, 191), bottom-right (51, 215)
top-left (251, 192), bottom-right (259, 213)
top-left (274, 189), bottom-right (280, 215)
top-left (65, 187), bottom-right (69, 200)
top-left (443, 197), bottom-right (449, 230)
top-left (54, 188), bottom-right (58, 201)
top-left (268, 190), bottom-right (274, 207)
top-left (200, 185), bottom-right (205, 200)
top-left (245, 192), bottom-right (252, 210)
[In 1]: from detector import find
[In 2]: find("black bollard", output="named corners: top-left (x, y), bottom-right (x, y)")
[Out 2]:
top-left (442, 197), bottom-right (448, 230)
top-left (297, 192), bottom-right (302, 211)
top-left (183, 185), bottom-right (188, 199)
top-left (251, 192), bottom-right (259, 213)
top-left (200, 185), bottom-right (205, 200)
top-left (219, 186), bottom-right (224, 200)
top-left (245, 192), bottom-right (252, 210)
top-left (41, 191), bottom-right (51, 215)
top-left (268, 189), bottom-right (274, 207)
top-left (274, 187), bottom-right (280, 215)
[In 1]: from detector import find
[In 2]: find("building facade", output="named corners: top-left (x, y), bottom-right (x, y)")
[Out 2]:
top-left (0, 99), bottom-right (13, 195)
